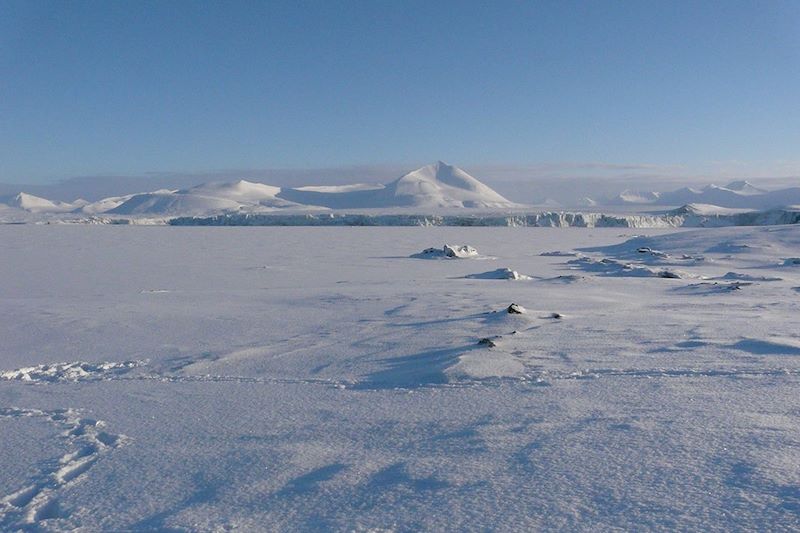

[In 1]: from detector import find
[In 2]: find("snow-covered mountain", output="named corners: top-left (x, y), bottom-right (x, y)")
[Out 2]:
top-left (55, 162), bottom-right (516, 216)
top-left (4, 165), bottom-right (795, 220)
top-left (0, 192), bottom-right (82, 213)
top-left (723, 180), bottom-right (768, 195)
top-left (380, 161), bottom-right (516, 208)
top-left (107, 181), bottom-right (308, 216)
top-left (279, 161), bottom-right (517, 209)
top-left (0, 162), bottom-right (514, 218)
top-left (609, 180), bottom-right (800, 209)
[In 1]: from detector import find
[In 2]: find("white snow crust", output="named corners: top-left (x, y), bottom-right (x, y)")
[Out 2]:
top-left (1, 224), bottom-right (800, 530)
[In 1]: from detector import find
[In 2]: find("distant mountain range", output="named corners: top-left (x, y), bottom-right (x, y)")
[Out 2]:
top-left (2, 164), bottom-right (798, 220)
top-left (607, 180), bottom-right (800, 209)
top-left (0, 162), bottom-right (518, 217)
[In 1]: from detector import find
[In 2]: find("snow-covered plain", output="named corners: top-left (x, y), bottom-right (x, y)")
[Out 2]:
top-left (1, 224), bottom-right (800, 530)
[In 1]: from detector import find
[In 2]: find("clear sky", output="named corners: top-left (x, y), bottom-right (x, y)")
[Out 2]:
top-left (1, 0), bottom-right (799, 184)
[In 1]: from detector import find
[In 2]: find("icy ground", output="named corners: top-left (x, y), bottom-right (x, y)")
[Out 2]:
top-left (1, 225), bottom-right (799, 531)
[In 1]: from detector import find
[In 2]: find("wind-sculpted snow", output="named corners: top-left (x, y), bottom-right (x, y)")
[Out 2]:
top-left (717, 272), bottom-right (782, 282)
top-left (567, 256), bottom-right (690, 279)
top-left (464, 268), bottom-right (532, 280)
top-left (1, 361), bottom-right (146, 383)
top-left (2, 225), bottom-right (800, 530)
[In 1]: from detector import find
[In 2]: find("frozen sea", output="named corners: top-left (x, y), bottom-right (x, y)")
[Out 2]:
top-left (1, 225), bottom-right (799, 531)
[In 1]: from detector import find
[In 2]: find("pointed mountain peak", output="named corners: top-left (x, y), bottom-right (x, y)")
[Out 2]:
top-left (723, 180), bottom-right (767, 194)
top-left (388, 162), bottom-right (516, 208)
top-left (2, 192), bottom-right (72, 213)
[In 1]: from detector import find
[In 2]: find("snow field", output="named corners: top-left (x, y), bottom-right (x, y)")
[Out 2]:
top-left (0, 224), bottom-right (799, 530)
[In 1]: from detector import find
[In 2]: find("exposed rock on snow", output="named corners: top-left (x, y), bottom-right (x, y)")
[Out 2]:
top-left (478, 337), bottom-right (500, 347)
top-left (412, 244), bottom-right (479, 259)
top-left (507, 303), bottom-right (526, 314)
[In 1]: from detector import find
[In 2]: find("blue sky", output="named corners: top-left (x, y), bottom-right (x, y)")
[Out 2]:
top-left (1, 0), bottom-right (799, 184)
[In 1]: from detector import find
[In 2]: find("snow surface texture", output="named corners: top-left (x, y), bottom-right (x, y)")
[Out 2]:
top-left (1, 225), bottom-right (800, 530)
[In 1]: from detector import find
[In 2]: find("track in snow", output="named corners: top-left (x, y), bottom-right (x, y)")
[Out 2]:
top-left (0, 407), bottom-right (127, 530)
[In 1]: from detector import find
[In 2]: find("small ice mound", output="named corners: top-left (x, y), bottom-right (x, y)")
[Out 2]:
top-left (719, 272), bottom-right (782, 282)
top-left (568, 257), bottom-right (687, 279)
top-left (676, 281), bottom-right (751, 294)
top-left (412, 244), bottom-right (479, 259)
top-left (781, 257), bottom-right (800, 266)
top-left (636, 247), bottom-right (670, 259)
top-left (731, 337), bottom-right (800, 355)
top-left (465, 268), bottom-right (531, 280)
top-left (706, 242), bottom-right (753, 254)
top-left (445, 351), bottom-right (526, 381)
top-left (541, 274), bottom-right (585, 284)
top-left (677, 254), bottom-right (708, 263)
top-left (1, 360), bottom-right (146, 383)
top-left (540, 251), bottom-right (579, 257)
